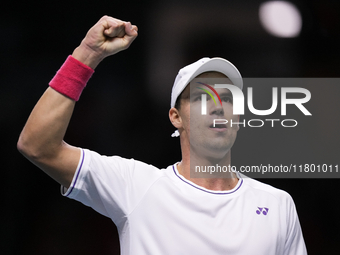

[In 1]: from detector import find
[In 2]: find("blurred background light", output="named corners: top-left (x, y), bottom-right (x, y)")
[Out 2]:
top-left (259, 1), bottom-right (302, 38)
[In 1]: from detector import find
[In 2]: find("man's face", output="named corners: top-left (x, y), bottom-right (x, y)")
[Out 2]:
top-left (178, 72), bottom-right (240, 159)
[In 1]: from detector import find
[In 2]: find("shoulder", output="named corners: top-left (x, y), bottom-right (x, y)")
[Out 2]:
top-left (83, 148), bottom-right (169, 182)
top-left (85, 148), bottom-right (161, 170)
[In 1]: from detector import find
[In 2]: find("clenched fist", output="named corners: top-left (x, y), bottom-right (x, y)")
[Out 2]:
top-left (72, 16), bottom-right (138, 69)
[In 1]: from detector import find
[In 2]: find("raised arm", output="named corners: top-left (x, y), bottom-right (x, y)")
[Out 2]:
top-left (17, 16), bottom-right (138, 188)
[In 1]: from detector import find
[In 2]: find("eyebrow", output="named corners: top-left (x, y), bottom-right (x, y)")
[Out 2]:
top-left (191, 89), bottom-right (232, 97)
top-left (191, 91), bottom-right (207, 97)
top-left (218, 91), bottom-right (232, 97)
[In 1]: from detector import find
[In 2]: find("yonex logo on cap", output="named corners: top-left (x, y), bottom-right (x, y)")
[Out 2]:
top-left (256, 207), bottom-right (269, 215)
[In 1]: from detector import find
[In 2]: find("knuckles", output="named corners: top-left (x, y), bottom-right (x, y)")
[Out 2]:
top-left (99, 15), bottom-right (125, 28)
top-left (87, 15), bottom-right (137, 54)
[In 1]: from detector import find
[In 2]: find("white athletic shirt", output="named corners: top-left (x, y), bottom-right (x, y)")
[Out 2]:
top-left (62, 149), bottom-right (307, 255)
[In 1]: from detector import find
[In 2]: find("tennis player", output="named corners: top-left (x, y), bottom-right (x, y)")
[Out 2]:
top-left (18, 15), bottom-right (307, 254)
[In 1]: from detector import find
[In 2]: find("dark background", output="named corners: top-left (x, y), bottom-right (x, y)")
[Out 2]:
top-left (2, 0), bottom-right (340, 254)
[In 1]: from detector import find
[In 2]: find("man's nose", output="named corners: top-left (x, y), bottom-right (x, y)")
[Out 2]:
top-left (209, 101), bottom-right (224, 116)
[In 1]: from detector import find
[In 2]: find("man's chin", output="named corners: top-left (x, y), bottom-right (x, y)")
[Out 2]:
top-left (195, 143), bottom-right (233, 159)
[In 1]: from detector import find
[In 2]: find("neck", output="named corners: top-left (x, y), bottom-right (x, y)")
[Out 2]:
top-left (177, 146), bottom-right (239, 191)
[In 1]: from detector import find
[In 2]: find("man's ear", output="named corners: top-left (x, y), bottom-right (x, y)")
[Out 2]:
top-left (169, 107), bottom-right (182, 129)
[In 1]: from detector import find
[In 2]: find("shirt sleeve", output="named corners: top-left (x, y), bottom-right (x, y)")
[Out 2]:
top-left (283, 193), bottom-right (308, 255)
top-left (61, 148), bottom-right (162, 225)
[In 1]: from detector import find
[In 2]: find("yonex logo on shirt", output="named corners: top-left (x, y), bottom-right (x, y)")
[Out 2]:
top-left (256, 207), bottom-right (269, 215)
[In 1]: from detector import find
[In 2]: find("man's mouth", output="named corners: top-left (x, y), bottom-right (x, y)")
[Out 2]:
top-left (209, 124), bottom-right (227, 129)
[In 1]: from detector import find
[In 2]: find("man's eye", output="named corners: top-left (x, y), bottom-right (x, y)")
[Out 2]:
top-left (221, 96), bottom-right (233, 103)
top-left (193, 94), bottom-right (209, 101)
top-left (194, 95), bottom-right (202, 101)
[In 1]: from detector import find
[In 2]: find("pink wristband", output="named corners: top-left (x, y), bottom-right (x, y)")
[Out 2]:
top-left (49, 55), bottom-right (94, 101)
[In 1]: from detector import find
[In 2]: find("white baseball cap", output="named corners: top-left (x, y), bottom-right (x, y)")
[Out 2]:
top-left (170, 57), bottom-right (243, 108)
top-left (170, 57), bottom-right (243, 137)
